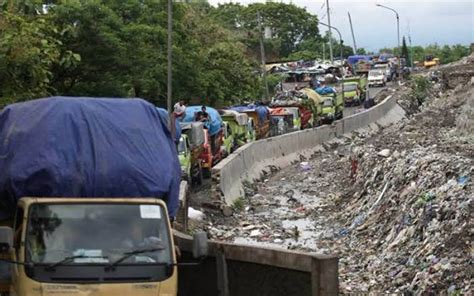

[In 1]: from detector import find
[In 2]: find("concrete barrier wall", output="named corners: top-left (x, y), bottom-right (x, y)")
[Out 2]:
top-left (212, 95), bottom-right (405, 204)
top-left (174, 231), bottom-right (338, 296)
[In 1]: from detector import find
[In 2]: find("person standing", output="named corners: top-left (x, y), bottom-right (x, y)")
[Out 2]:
top-left (173, 100), bottom-right (186, 121)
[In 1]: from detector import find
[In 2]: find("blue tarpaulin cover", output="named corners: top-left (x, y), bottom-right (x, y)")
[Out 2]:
top-left (182, 106), bottom-right (222, 136)
top-left (156, 107), bottom-right (181, 143)
top-left (0, 97), bottom-right (181, 219)
top-left (347, 55), bottom-right (373, 65)
top-left (315, 86), bottom-right (336, 95)
top-left (230, 104), bottom-right (269, 126)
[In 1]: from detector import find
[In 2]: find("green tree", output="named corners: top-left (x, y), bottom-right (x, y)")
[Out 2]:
top-left (47, 0), bottom-right (259, 106)
top-left (210, 2), bottom-right (320, 59)
top-left (401, 36), bottom-right (410, 66)
top-left (0, 6), bottom-right (79, 108)
top-left (356, 48), bottom-right (367, 55)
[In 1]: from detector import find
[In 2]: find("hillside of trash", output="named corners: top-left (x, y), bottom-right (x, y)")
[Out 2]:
top-left (189, 55), bottom-right (473, 293)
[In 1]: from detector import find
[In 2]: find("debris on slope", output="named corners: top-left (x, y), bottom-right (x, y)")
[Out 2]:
top-left (203, 55), bottom-right (474, 293)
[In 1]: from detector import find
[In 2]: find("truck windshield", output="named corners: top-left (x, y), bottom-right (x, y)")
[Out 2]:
top-left (323, 99), bottom-right (333, 107)
top-left (344, 84), bottom-right (358, 91)
top-left (26, 203), bottom-right (172, 266)
top-left (178, 138), bottom-right (186, 154)
top-left (369, 70), bottom-right (383, 76)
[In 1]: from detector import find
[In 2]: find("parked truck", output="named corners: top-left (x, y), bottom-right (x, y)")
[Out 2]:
top-left (271, 88), bottom-right (321, 129)
top-left (347, 55), bottom-right (373, 75)
top-left (230, 105), bottom-right (270, 140)
top-left (343, 76), bottom-right (368, 106)
top-left (368, 69), bottom-right (387, 87)
top-left (316, 88), bottom-right (344, 123)
top-left (0, 97), bottom-right (208, 296)
top-left (182, 106), bottom-right (224, 176)
top-left (219, 110), bottom-right (253, 147)
top-left (178, 122), bottom-right (205, 185)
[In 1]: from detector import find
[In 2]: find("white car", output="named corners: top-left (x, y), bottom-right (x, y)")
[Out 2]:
top-left (368, 70), bottom-right (387, 87)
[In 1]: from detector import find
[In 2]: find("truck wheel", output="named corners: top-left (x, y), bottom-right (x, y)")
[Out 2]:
top-left (197, 168), bottom-right (203, 185)
top-left (202, 168), bottom-right (211, 179)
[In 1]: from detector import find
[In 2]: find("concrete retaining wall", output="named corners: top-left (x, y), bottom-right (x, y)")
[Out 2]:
top-left (174, 231), bottom-right (338, 295)
top-left (212, 95), bottom-right (406, 204)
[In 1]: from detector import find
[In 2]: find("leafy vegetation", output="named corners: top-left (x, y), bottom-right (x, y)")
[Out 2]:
top-left (378, 43), bottom-right (471, 65)
top-left (0, 1), bottom-right (471, 109)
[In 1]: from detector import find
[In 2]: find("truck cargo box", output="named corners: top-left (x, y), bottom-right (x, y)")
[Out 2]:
top-left (0, 97), bottom-right (181, 219)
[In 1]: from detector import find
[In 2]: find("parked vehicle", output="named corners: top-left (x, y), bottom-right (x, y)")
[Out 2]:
top-left (316, 88), bottom-right (344, 122)
top-left (347, 55), bottom-right (373, 75)
top-left (424, 55), bottom-right (440, 68)
top-left (220, 110), bottom-right (252, 147)
top-left (221, 121), bottom-right (234, 157)
top-left (368, 69), bottom-right (387, 87)
top-left (284, 107), bottom-right (301, 131)
top-left (373, 63), bottom-right (393, 81)
top-left (179, 122), bottom-right (205, 185)
top-left (271, 88), bottom-right (321, 129)
top-left (269, 108), bottom-right (295, 136)
top-left (230, 105), bottom-right (270, 140)
top-left (344, 76), bottom-right (368, 106)
top-left (321, 96), bottom-right (337, 123)
top-left (182, 106), bottom-right (224, 173)
top-left (0, 97), bottom-right (208, 296)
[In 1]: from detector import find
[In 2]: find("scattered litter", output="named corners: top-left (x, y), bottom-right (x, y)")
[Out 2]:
top-left (188, 207), bottom-right (205, 221)
top-left (377, 149), bottom-right (391, 157)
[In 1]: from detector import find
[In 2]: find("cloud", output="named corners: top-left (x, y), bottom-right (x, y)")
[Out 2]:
top-left (209, 0), bottom-right (474, 51)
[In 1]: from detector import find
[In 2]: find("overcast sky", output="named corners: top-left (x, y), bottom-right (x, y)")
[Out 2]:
top-left (208, 0), bottom-right (474, 52)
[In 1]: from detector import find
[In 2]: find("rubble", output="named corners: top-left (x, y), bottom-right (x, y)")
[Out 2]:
top-left (201, 55), bottom-right (474, 293)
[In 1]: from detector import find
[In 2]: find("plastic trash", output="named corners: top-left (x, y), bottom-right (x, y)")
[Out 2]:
top-left (188, 207), bottom-right (205, 221)
top-left (299, 161), bottom-right (312, 171)
top-left (457, 175), bottom-right (469, 186)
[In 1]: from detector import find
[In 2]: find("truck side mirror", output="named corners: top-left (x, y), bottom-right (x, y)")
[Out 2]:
top-left (0, 227), bottom-right (12, 254)
top-left (192, 232), bottom-right (208, 259)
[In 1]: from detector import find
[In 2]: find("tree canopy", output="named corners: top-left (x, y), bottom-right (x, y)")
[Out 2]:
top-left (0, 1), bottom-right (471, 109)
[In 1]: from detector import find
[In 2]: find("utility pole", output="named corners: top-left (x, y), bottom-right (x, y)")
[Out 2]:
top-left (323, 43), bottom-right (326, 61)
top-left (319, 22), bottom-right (344, 105)
top-left (408, 20), bottom-right (413, 67)
top-left (348, 12), bottom-right (357, 53)
top-left (167, 0), bottom-right (175, 138)
top-left (257, 11), bottom-right (270, 102)
top-left (376, 4), bottom-right (400, 79)
top-left (326, 0), bottom-right (333, 63)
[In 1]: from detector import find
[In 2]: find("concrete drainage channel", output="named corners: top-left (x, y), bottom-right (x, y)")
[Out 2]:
top-left (175, 94), bottom-right (406, 296)
top-left (211, 94), bottom-right (406, 205)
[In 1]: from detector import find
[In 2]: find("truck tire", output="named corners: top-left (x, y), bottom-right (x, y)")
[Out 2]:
top-left (202, 168), bottom-right (211, 179)
top-left (192, 163), bottom-right (203, 186)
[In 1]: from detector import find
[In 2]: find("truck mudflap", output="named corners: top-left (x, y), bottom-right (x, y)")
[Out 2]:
top-left (174, 231), bottom-right (339, 296)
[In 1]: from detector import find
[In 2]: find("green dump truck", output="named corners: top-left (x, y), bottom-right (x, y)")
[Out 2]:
top-left (343, 76), bottom-right (368, 106)
top-left (320, 91), bottom-right (344, 124)
top-left (178, 122), bottom-right (205, 185)
top-left (220, 110), bottom-right (253, 148)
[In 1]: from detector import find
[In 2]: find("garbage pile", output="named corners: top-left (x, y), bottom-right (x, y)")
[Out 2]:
top-left (196, 55), bottom-right (473, 293)
top-left (271, 90), bottom-right (313, 107)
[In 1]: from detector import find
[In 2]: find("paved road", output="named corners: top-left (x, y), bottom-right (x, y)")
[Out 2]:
top-left (343, 83), bottom-right (390, 117)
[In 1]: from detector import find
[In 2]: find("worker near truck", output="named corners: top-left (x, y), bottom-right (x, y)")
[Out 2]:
top-left (173, 100), bottom-right (186, 120)
top-left (196, 105), bottom-right (210, 123)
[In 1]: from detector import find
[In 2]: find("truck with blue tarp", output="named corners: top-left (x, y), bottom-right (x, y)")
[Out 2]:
top-left (182, 106), bottom-right (224, 173)
top-left (230, 105), bottom-right (270, 140)
top-left (347, 55), bottom-right (373, 75)
top-left (0, 97), bottom-right (208, 296)
top-left (315, 86), bottom-right (344, 123)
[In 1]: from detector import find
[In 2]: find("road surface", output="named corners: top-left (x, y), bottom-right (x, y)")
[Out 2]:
top-left (343, 83), bottom-right (389, 116)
